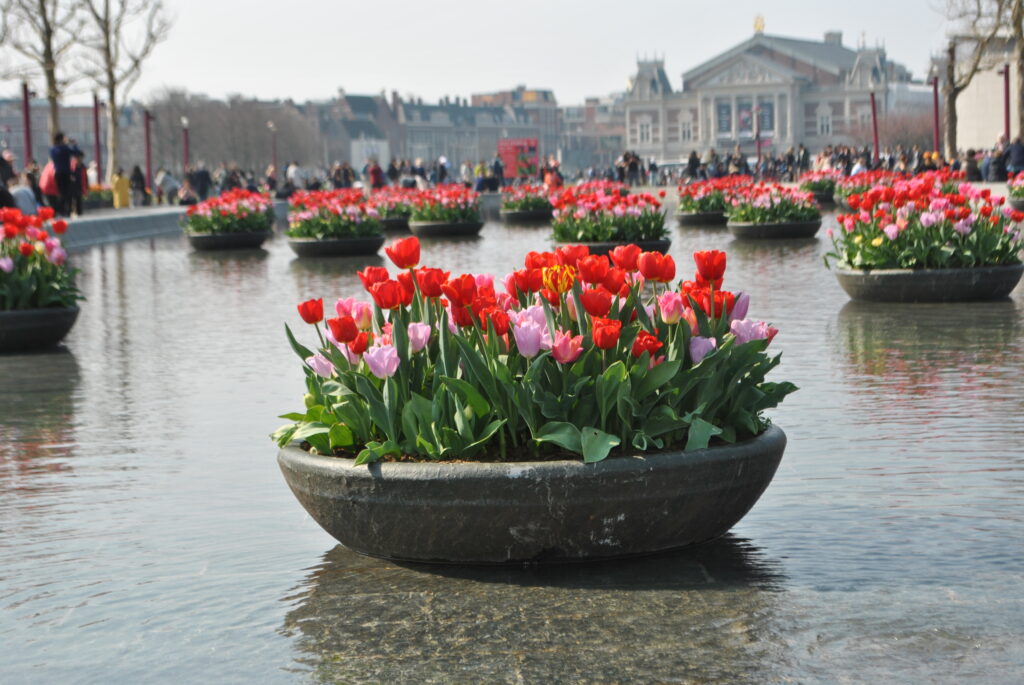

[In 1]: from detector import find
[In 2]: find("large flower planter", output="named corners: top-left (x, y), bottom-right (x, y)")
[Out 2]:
top-left (1008, 197), bottom-right (1024, 213)
top-left (187, 231), bottom-right (272, 251)
top-left (676, 211), bottom-right (727, 226)
top-left (727, 219), bottom-right (822, 240)
top-left (556, 238), bottom-right (671, 256)
top-left (287, 236), bottom-right (386, 258)
top-left (277, 425), bottom-right (786, 564)
top-left (834, 263), bottom-right (1024, 302)
top-left (380, 217), bottom-right (410, 232)
top-left (0, 306), bottom-right (80, 353)
top-left (499, 208), bottom-right (552, 223)
top-left (408, 220), bottom-right (484, 238)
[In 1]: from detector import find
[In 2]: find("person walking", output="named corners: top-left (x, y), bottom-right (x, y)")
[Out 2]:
top-left (112, 168), bottom-right (130, 208)
top-left (48, 132), bottom-right (81, 216)
top-left (129, 165), bottom-right (146, 207)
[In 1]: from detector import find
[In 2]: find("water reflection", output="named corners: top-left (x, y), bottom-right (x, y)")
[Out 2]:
top-left (281, 537), bottom-right (787, 683)
top-left (835, 299), bottom-right (1023, 397)
top-left (0, 348), bottom-right (80, 488)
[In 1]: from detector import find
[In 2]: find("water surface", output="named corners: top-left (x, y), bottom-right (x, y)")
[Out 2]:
top-left (2, 211), bottom-right (1022, 683)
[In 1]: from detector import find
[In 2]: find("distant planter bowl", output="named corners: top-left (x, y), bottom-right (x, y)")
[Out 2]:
top-left (1007, 197), bottom-right (1024, 213)
top-left (409, 220), bottom-right (484, 238)
top-left (727, 219), bottom-right (822, 239)
top-left (499, 208), bottom-right (552, 223)
top-left (287, 235), bottom-right (386, 258)
top-left (555, 238), bottom-right (671, 256)
top-left (0, 306), bottom-right (80, 353)
top-left (811, 190), bottom-right (835, 206)
top-left (380, 217), bottom-right (410, 232)
top-left (187, 231), bottom-right (271, 251)
top-left (834, 263), bottom-right (1024, 302)
top-left (833, 194), bottom-right (852, 210)
top-left (277, 425), bottom-right (786, 564)
top-left (676, 211), bottom-right (727, 226)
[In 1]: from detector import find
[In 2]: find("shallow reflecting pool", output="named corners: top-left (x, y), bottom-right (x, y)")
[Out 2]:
top-left (2, 212), bottom-right (1023, 683)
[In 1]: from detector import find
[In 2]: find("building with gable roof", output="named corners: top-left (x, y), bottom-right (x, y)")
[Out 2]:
top-left (625, 29), bottom-right (930, 162)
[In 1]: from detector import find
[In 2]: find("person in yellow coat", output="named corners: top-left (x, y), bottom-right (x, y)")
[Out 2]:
top-left (111, 167), bottom-right (130, 208)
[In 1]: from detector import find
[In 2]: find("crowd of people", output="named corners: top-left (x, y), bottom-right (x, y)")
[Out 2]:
top-left (7, 132), bottom-right (1024, 218)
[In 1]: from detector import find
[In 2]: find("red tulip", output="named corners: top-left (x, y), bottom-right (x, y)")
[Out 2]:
top-left (38, 207), bottom-right (55, 220)
top-left (693, 250), bottom-right (726, 283)
top-left (384, 236), bottom-right (420, 269)
top-left (357, 266), bottom-right (390, 292)
top-left (415, 267), bottom-right (449, 297)
top-left (603, 267), bottom-right (627, 296)
top-left (327, 315), bottom-right (357, 343)
top-left (609, 244), bottom-right (641, 271)
top-left (4, 223), bottom-right (19, 239)
top-left (479, 306), bottom-right (510, 336)
top-left (396, 270), bottom-right (416, 302)
top-left (348, 332), bottom-right (371, 355)
top-left (579, 287), bottom-right (612, 317)
top-left (369, 280), bottom-right (404, 310)
top-left (513, 268), bottom-right (544, 294)
top-left (555, 244), bottom-right (590, 269)
top-left (51, 219), bottom-right (68, 235)
top-left (297, 298), bottom-right (324, 324)
top-left (577, 254), bottom-right (610, 284)
top-left (631, 330), bottom-right (664, 358)
top-left (441, 274), bottom-right (477, 307)
top-left (591, 317), bottom-right (622, 349)
top-left (637, 252), bottom-right (676, 283)
top-left (524, 250), bottom-right (557, 269)
top-left (18, 242), bottom-right (34, 257)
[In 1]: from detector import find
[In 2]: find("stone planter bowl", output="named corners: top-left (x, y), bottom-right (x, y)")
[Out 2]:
top-left (811, 190), bottom-right (835, 206)
top-left (834, 263), bottom-right (1024, 302)
top-left (1008, 197), bottom-right (1024, 213)
top-left (380, 217), bottom-right (411, 232)
top-left (556, 238), bottom-right (671, 256)
top-left (408, 221), bottom-right (484, 238)
top-left (499, 208), bottom-right (552, 223)
top-left (0, 306), bottom-right (80, 353)
top-left (287, 235), bottom-right (386, 258)
top-left (676, 211), bottom-right (727, 226)
top-left (187, 231), bottom-right (271, 251)
top-left (727, 219), bottom-right (822, 239)
top-left (277, 425), bottom-right (786, 564)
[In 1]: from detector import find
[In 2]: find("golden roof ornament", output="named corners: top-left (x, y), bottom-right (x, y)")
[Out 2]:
top-left (754, 15), bottom-right (765, 34)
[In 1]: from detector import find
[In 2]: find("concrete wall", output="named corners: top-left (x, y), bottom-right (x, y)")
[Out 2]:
top-left (958, 61), bottom-right (1020, 151)
top-left (62, 207), bottom-right (185, 252)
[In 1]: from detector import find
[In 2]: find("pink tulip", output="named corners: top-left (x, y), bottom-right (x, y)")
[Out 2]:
top-left (0, 256), bottom-right (13, 273)
top-left (407, 322), bottom-right (431, 353)
top-left (730, 319), bottom-right (778, 346)
top-left (512, 319), bottom-right (551, 358)
top-left (551, 330), bottom-right (584, 364)
top-left (305, 354), bottom-right (335, 378)
top-left (658, 291), bottom-right (683, 324)
top-left (689, 336), bottom-right (717, 364)
top-left (363, 345), bottom-right (400, 379)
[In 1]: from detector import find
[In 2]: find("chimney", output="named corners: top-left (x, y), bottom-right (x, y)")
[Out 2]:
top-left (824, 31), bottom-right (842, 46)
top-left (391, 90), bottom-right (401, 114)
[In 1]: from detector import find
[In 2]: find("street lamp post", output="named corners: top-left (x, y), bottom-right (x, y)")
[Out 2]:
top-left (869, 91), bottom-right (880, 167)
top-left (144, 109), bottom-right (154, 190)
top-left (754, 106), bottom-right (762, 170)
top-left (93, 94), bottom-right (103, 182)
top-left (21, 82), bottom-right (32, 164)
top-left (181, 116), bottom-right (190, 173)
top-left (998, 63), bottom-right (1011, 142)
top-left (930, 76), bottom-right (940, 153)
top-left (267, 121), bottom-right (277, 175)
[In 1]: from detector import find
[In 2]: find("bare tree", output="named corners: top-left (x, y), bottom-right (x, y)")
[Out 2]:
top-left (78, 0), bottom-right (171, 182)
top-left (1008, 0), bottom-right (1024, 138)
top-left (1, 0), bottom-right (82, 135)
top-left (942, 0), bottom-right (1009, 156)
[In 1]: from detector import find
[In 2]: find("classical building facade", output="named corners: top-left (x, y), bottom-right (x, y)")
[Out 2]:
top-left (625, 30), bottom-right (927, 161)
top-left (560, 93), bottom-right (626, 172)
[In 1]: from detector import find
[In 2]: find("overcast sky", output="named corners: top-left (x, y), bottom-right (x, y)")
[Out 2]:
top-left (60, 0), bottom-right (950, 106)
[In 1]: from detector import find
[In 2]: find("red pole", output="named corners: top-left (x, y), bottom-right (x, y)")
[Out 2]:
top-left (1003, 62), bottom-right (1011, 141)
top-left (93, 93), bottom-right (103, 182)
top-left (21, 82), bottom-right (32, 164)
top-left (182, 126), bottom-right (190, 172)
top-left (272, 129), bottom-right (278, 173)
top-left (870, 91), bottom-right (880, 166)
top-left (144, 109), bottom-right (153, 190)
top-left (931, 77), bottom-right (940, 153)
